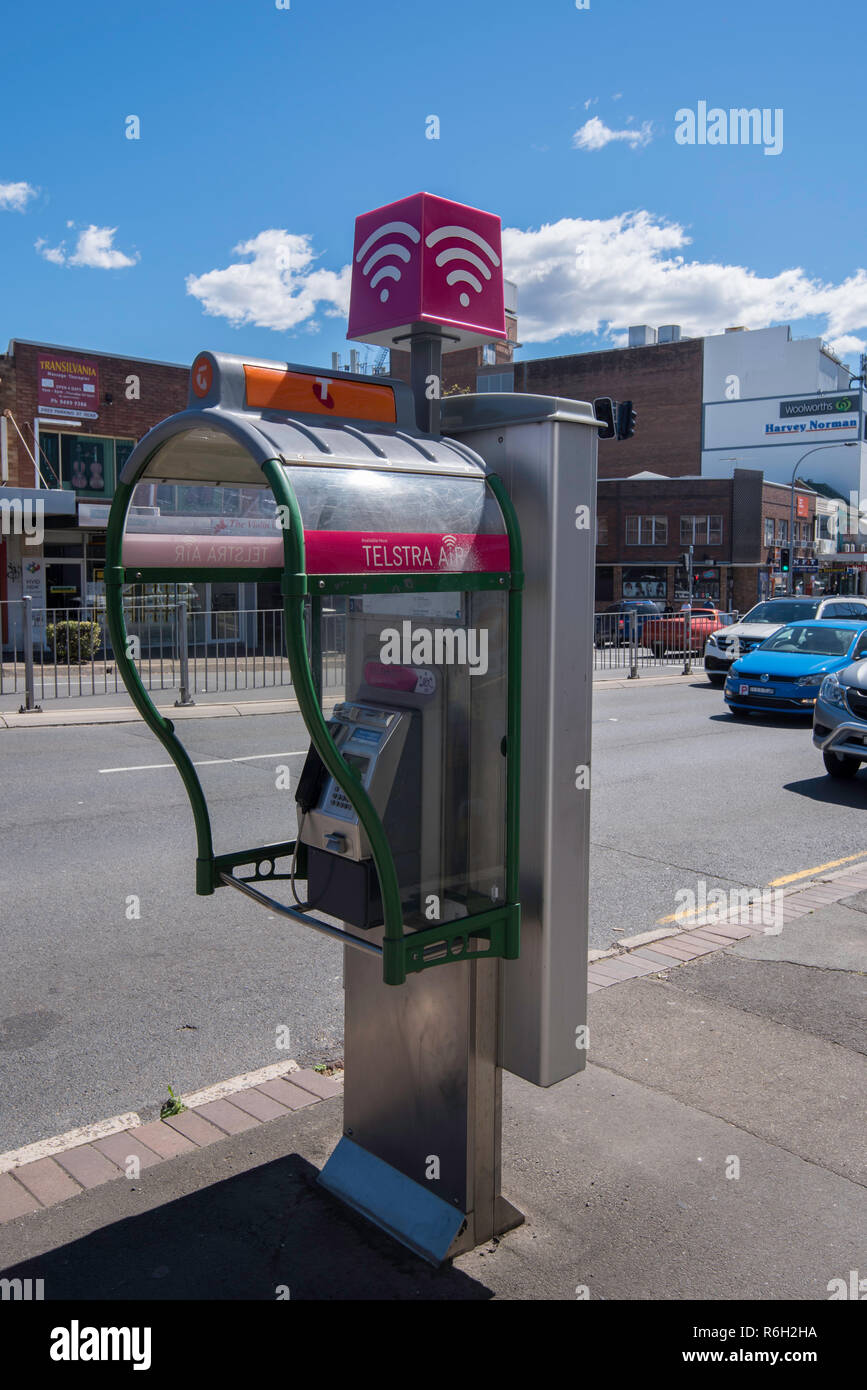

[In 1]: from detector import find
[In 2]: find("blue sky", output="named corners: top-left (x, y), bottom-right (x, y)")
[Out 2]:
top-left (2, 0), bottom-right (865, 371)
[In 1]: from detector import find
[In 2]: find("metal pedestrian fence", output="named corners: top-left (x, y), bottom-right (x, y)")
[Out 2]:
top-left (0, 598), bottom-right (347, 708)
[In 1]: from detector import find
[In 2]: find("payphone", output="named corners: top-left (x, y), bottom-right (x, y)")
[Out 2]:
top-left (104, 344), bottom-right (597, 1264)
top-left (294, 699), bottom-right (418, 930)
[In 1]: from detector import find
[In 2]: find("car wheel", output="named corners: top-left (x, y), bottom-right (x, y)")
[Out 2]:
top-left (822, 750), bottom-right (861, 779)
top-left (706, 673), bottom-right (725, 687)
top-left (651, 643), bottom-right (665, 658)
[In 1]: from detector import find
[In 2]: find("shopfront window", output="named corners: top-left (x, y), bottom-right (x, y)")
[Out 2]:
top-left (39, 432), bottom-right (134, 497)
top-left (622, 567), bottom-right (667, 599)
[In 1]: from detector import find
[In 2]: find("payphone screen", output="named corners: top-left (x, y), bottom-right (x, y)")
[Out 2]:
top-left (342, 753), bottom-right (369, 778)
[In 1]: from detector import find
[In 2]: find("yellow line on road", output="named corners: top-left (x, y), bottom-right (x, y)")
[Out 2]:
top-left (653, 850), bottom-right (867, 926)
top-left (768, 851), bottom-right (867, 886)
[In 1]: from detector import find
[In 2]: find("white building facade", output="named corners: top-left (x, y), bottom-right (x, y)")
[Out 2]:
top-left (700, 325), bottom-right (866, 502)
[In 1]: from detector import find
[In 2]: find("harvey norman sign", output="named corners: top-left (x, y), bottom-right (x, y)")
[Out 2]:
top-left (704, 391), bottom-right (863, 450)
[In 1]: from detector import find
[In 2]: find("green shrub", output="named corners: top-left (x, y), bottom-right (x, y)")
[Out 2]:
top-left (46, 619), bottom-right (103, 663)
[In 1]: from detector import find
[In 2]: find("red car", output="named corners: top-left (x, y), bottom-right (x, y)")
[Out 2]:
top-left (641, 607), bottom-right (730, 658)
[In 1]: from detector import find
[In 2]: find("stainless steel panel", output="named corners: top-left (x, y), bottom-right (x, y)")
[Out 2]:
top-left (442, 398), bottom-right (598, 1087)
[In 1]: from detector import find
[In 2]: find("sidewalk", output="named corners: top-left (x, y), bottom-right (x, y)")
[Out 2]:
top-left (1, 858), bottom-right (863, 1299)
top-left (0, 667), bottom-right (696, 728)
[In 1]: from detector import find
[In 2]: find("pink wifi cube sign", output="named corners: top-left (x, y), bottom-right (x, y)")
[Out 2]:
top-left (348, 192), bottom-right (506, 349)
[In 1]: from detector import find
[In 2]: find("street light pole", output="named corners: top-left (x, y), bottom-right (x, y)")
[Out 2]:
top-left (788, 443), bottom-right (859, 596)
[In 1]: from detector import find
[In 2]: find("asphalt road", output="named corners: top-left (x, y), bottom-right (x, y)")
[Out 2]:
top-left (1, 678), bottom-right (865, 1152)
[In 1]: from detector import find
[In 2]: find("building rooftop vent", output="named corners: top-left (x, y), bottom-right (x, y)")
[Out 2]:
top-left (628, 325), bottom-right (657, 348)
top-left (657, 324), bottom-right (682, 343)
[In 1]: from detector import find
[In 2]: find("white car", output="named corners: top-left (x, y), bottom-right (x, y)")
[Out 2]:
top-left (704, 596), bottom-right (867, 686)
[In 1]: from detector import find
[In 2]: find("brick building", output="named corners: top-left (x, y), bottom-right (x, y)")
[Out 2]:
top-left (1, 338), bottom-right (188, 642)
top-left (596, 469), bottom-right (818, 612)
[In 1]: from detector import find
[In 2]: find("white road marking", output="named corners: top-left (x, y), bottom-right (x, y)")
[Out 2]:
top-left (99, 751), bottom-right (307, 774)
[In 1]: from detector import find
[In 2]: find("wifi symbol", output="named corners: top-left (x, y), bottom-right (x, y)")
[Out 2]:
top-left (356, 220), bottom-right (421, 302)
top-left (425, 225), bottom-right (501, 307)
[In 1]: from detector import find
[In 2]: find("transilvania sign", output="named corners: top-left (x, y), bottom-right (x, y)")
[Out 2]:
top-left (37, 354), bottom-right (100, 420)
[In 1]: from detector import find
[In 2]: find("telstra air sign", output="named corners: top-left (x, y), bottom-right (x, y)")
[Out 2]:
top-left (347, 192), bottom-right (506, 350)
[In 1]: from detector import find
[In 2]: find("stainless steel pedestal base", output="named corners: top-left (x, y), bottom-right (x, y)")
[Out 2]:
top-left (319, 945), bottom-right (524, 1264)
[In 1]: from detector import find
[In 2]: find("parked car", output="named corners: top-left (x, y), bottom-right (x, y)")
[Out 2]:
top-left (704, 596), bottom-right (867, 686)
top-left (724, 620), bottom-right (867, 717)
top-left (594, 600), bottom-right (663, 647)
top-left (641, 607), bottom-right (731, 659)
top-left (813, 654), bottom-right (867, 778)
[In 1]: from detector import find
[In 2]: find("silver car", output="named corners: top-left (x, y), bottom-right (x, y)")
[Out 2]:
top-left (813, 645), bottom-right (867, 778)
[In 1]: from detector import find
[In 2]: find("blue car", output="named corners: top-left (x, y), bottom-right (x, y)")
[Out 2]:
top-left (724, 620), bottom-right (867, 717)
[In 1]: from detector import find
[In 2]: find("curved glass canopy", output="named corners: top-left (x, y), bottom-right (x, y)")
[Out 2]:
top-left (105, 352), bottom-right (522, 985)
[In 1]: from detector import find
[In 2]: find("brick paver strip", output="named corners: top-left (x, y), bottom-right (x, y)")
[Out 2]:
top-left (589, 959), bottom-right (636, 978)
top-left (672, 934), bottom-right (724, 954)
top-left (93, 1132), bottom-right (164, 1172)
top-left (290, 1068), bottom-right (342, 1099)
top-left (54, 1144), bottom-right (122, 1189)
top-left (162, 1109), bottom-right (226, 1148)
top-left (648, 939), bottom-right (700, 960)
top-left (587, 967), bottom-right (618, 984)
top-left (630, 948), bottom-right (681, 967)
top-left (256, 1077), bottom-right (320, 1111)
top-left (133, 1121), bottom-right (197, 1159)
top-left (225, 1089), bottom-right (289, 1122)
top-left (195, 1099), bottom-right (261, 1135)
top-left (0, 1171), bottom-right (43, 1220)
top-left (690, 928), bottom-right (746, 943)
top-left (587, 983), bottom-right (603, 993)
top-left (13, 1157), bottom-right (82, 1206)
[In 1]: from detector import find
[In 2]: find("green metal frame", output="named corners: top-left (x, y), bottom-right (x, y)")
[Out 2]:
top-left (105, 449), bottom-right (523, 986)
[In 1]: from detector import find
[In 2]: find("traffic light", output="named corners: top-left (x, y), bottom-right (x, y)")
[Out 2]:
top-left (593, 397), bottom-right (617, 440)
top-left (780, 548), bottom-right (791, 573)
top-left (616, 399), bottom-right (637, 440)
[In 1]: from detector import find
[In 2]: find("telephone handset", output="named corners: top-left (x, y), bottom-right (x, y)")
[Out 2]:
top-left (295, 720), bottom-right (341, 814)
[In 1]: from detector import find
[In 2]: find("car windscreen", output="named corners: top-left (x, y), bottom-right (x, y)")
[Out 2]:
top-left (743, 601), bottom-right (820, 624)
top-left (759, 625), bottom-right (855, 656)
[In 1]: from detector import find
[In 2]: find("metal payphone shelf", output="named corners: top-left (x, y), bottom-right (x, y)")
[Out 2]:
top-left (212, 843), bottom-right (519, 977)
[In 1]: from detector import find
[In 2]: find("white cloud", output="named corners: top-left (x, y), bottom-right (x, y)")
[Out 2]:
top-left (501, 211), bottom-right (867, 352)
top-left (186, 229), bottom-right (351, 331)
top-left (572, 117), bottom-right (653, 150)
top-left (34, 238), bottom-right (66, 265)
top-left (825, 333), bottom-right (866, 358)
top-left (177, 212), bottom-right (867, 361)
top-left (0, 181), bottom-right (37, 211)
top-left (36, 224), bottom-right (137, 268)
top-left (583, 96), bottom-right (598, 111)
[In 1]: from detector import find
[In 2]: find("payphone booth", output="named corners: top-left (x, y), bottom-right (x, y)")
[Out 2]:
top-left (106, 350), bottom-right (527, 1260)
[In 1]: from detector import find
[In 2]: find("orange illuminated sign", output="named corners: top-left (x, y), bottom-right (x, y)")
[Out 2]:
top-left (191, 355), bottom-right (213, 398)
top-left (244, 366), bottom-right (396, 423)
top-left (796, 494), bottom-right (810, 519)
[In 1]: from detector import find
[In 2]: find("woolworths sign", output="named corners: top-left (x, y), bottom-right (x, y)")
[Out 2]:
top-left (780, 394), bottom-right (856, 418)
